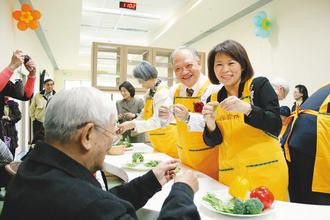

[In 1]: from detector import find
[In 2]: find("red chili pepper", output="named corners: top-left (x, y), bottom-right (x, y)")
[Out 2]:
top-left (250, 186), bottom-right (274, 210)
top-left (193, 102), bottom-right (204, 113)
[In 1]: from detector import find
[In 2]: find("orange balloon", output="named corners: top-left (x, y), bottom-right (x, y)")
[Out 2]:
top-left (29, 20), bottom-right (39, 30)
top-left (17, 21), bottom-right (28, 31)
top-left (21, 4), bottom-right (32, 12)
top-left (31, 10), bottom-right (41, 20)
top-left (12, 10), bottom-right (21, 20)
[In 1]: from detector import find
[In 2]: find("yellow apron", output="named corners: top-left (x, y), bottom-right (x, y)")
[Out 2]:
top-left (283, 93), bottom-right (330, 193)
top-left (143, 87), bottom-right (178, 158)
top-left (174, 81), bottom-right (218, 180)
top-left (212, 78), bottom-right (288, 201)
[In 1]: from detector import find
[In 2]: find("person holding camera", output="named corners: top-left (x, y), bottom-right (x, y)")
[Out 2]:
top-left (0, 50), bottom-right (36, 187)
top-left (0, 50), bottom-right (36, 142)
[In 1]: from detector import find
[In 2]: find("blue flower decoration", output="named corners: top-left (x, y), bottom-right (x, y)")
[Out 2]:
top-left (253, 11), bottom-right (271, 38)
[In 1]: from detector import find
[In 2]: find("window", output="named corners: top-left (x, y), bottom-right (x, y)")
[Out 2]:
top-left (64, 80), bottom-right (91, 89)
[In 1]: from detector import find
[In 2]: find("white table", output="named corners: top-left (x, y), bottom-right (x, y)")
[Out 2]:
top-left (104, 143), bottom-right (330, 220)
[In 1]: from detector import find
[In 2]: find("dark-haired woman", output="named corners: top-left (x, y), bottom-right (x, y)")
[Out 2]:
top-left (202, 40), bottom-right (288, 201)
top-left (292, 84), bottom-right (308, 111)
top-left (116, 81), bottom-right (145, 143)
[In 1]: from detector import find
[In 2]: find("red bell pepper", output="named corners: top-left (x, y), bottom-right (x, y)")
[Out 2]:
top-left (250, 186), bottom-right (274, 210)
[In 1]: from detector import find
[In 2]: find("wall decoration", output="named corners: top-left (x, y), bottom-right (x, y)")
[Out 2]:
top-left (12, 4), bottom-right (41, 31)
top-left (253, 11), bottom-right (271, 38)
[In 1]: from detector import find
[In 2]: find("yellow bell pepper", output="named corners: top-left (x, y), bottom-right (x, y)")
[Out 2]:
top-left (229, 176), bottom-right (250, 200)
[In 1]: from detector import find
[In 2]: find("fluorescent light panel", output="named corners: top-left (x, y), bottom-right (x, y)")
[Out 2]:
top-left (83, 7), bottom-right (161, 20)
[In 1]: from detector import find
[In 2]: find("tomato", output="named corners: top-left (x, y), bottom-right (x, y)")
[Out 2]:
top-left (250, 186), bottom-right (274, 209)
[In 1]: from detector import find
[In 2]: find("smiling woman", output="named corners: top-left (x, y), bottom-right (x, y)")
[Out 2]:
top-left (202, 39), bottom-right (288, 201)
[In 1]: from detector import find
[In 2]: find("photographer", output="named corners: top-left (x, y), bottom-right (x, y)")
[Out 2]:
top-left (0, 50), bottom-right (36, 187)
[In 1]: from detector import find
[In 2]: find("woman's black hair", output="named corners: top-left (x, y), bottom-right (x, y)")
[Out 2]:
top-left (295, 84), bottom-right (309, 103)
top-left (119, 81), bottom-right (135, 97)
top-left (208, 40), bottom-right (254, 84)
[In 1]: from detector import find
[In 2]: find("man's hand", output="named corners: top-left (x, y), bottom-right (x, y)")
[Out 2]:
top-left (219, 96), bottom-right (251, 115)
top-left (202, 101), bottom-right (218, 131)
top-left (8, 50), bottom-right (23, 72)
top-left (174, 170), bottom-right (199, 193)
top-left (25, 59), bottom-right (36, 77)
top-left (117, 121), bottom-right (135, 134)
top-left (158, 105), bottom-right (171, 120)
top-left (152, 159), bottom-right (180, 186)
top-left (173, 104), bottom-right (189, 122)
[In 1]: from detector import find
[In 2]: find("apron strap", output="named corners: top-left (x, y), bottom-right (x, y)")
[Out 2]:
top-left (197, 80), bottom-right (211, 97)
top-left (283, 107), bottom-right (328, 162)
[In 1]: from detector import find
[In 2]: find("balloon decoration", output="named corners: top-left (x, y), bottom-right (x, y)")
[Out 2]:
top-left (12, 4), bottom-right (41, 31)
top-left (252, 11), bottom-right (271, 38)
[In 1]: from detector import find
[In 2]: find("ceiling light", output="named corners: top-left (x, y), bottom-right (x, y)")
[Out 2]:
top-left (83, 7), bottom-right (161, 20)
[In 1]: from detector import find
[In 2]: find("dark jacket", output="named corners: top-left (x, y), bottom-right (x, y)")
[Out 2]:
top-left (1, 100), bottom-right (21, 152)
top-left (0, 80), bottom-right (30, 141)
top-left (0, 142), bottom-right (199, 220)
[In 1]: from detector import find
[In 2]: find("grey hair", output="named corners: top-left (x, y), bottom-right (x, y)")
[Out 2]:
top-left (133, 61), bottom-right (158, 81)
top-left (271, 78), bottom-right (290, 96)
top-left (44, 87), bottom-right (116, 144)
top-left (169, 46), bottom-right (200, 65)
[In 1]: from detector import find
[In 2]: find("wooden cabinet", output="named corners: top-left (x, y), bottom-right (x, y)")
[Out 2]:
top-left (92, 42), bottom-right (205, 92)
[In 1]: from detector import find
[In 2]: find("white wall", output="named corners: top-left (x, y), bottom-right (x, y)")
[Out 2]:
top-left (0, 0), bottom-right (53, 155)
top-left (54, 69), bottom-right (91, 91)
top-left (192, 0), bottom-right (330, 107)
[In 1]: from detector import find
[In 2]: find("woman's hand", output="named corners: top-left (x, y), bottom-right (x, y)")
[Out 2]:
top-left (25, 59), bottom-right (36, 77)
top-left (158, 105), bottom-right (172, 120)
top-left (219, 96), bottom-right (251, 115)
top-left (117, 121), bottom-right (135, 134)
top-left (152, 159), bottom-right (180, 186)
top-left (124, 112), bottom-right (136, 120)
top-left (202, 101), bottom-right (218, 131)
top-left (8, 50), bottom-right (23, 72)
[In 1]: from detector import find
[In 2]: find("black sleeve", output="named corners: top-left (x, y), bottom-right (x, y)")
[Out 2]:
top-left (244, 77), bottom-right (282, 136)
top-left (158, 182), bottom-right (200, 220)
top-left (202, 94), bottom-right (223, 146)
top-left (203, 125), bottom-right (223, 146)
top-left (76, 198), bottom-right (137, 220)
top-left (2, 81), bottom-right (30, 101)
top-left (8, 102), bottom-right (22, 124)
top-left (109, 170), bottom-right (161, 210)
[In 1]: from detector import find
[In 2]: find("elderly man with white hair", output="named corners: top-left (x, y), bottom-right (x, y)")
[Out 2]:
top-left (271, 78), bottom-right (290, 100)
top-left (0, 87), bottom-right (200, 220)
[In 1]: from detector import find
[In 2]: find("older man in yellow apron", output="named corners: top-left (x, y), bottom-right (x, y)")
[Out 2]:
top-left (159, 46), bottom-right (222, 179)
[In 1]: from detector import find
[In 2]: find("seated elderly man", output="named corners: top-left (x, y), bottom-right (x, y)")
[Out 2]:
top-left (0, 87), bottom-right (200, 219)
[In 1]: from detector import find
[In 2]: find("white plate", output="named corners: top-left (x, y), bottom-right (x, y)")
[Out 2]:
top-left (201, 190), bottom-right (275, 218)
top-left (123, 160), bottom-right (161, 171)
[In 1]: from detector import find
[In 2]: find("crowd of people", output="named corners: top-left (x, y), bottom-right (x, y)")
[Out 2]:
top-left (0, 39), bottom-right (328, 219)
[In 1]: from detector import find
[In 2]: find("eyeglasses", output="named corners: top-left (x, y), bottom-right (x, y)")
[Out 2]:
top-left (94, 125), bottom-right (115, 137)
top-left (95, 124), bottom-right (122, 144)
top-left (174, 63), bottom-right (193, 74)
top-left (77, 122), bottom-right (121, 143)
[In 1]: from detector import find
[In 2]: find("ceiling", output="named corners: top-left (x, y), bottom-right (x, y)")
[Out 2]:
top-left (30, 0), bottom-right (267, 71)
